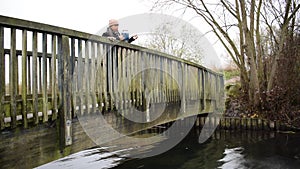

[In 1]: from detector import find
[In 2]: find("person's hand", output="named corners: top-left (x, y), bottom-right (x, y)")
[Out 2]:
top-left (119, 35), bottom-right (125, 41)
top-left (132, 35), bottom-right (138, 40)
top-left (108, 37), bottom-right (116, 41)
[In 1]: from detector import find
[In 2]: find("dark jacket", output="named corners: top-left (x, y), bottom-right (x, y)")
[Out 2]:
top-left (102, 27), bottom-right (136, 43)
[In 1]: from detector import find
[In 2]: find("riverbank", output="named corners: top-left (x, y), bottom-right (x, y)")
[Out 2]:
top-left (225, 81), bottom-right (300, 131)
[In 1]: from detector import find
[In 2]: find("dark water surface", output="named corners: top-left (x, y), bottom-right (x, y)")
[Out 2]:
top-left (38, 129), bottom-right (300, 169)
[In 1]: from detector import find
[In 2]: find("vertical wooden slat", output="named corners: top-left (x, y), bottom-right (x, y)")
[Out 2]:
top-left (107, 45), bottom-right (113, 110)
top-left (38, 53), bottom-right (42, 94)
top-left (134, 51), bottom-right (139, 107)
top-left (27, 54), bottom-right (31, 94)
top-left (10, 28), bottom-right (17, 128)
top-left (90, 42), bottom-right (96, 113)
top-left (157, 56), bottom-right (161, 103)
top-left (147, 54), bottom-right (151, 107)
top-left (133, 50), bottom-right (138, 107)
top-left (181, 63), bottom-right (186, 113)
top-left (51, 35), bottom-right (57, 120)
top-left (84, 41), bottom-right (90, 114)
top-left (22, 30), bottom-right (28, 128)
top-left (77, 40), bottom-right (83, 115)
top-left (164, 58), bottom-right (168, 103)
top-left (32, 31), bottom-right (38, 124)
top-left (112, 46), bottom-right (117, 110)
top-left (42, 33), bottom-right (48, 122)
top-left (126, 49), bottom-right (131, 108)
top-left (70, 38), bottom-right (75, 117)
top-left (0, 26), bottom-right (4, 129)
top-left (117, 47), bottom-right (122, 110)
top-left (97, 43), bottom-right (103, 112)
top-left (171, 60), bottom-right (174, 102)
top-left (102, 44), bottom-right (107, 111)
top-left (122, 48), bottom-right (127, 110)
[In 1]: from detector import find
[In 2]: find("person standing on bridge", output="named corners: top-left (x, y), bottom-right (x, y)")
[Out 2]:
top-left (102, 19), bottom-right (138, 43)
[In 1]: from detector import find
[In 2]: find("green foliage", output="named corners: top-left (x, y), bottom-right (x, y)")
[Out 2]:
top-left (223, 69), bottom-right (240, 80)
top-left (225, 83), bottom-right (241, 98)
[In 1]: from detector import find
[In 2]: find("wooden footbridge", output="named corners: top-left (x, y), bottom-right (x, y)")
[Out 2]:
top-left (0, 15), bottom-right (224, 168)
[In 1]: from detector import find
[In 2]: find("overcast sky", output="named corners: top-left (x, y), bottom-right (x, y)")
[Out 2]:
top-left (0, 0), bottom-right (152, 33)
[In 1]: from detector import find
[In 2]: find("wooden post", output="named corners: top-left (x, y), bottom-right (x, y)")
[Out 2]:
top-left (42, 33), bottom-right (48, 122)
top-left (70, 38), bottom-right (76, 117)
top-left (107, 44), bottom-right (113, 111)
top-left (112, 45), bottom-right (117, 110)
top-left (77, 40), bottom-right (83, 115)
top-left (85, 41), bottom-right (90, 114)
top-left (58, 35), bottom-right (72, 147)
top-left (51, 35), bottom-right (57, 120)
top-left (22, 30), bottom-right (28, 128)
top-left (0, 26), bottom-right (4, 129)
top-left (32, 31), bottom-right (38, 124)
top-left (181, 63), bottom-right (186, 113)
top-left (90, 42), bottom-right (97, 113)
top-left (10, 28), bottom-right (17, 128)
top-left (98, 44), bottom-right (103, 111)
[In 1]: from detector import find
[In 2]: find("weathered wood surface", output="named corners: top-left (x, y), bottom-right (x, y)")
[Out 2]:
top-left (0, 15), bottom-right (225, 131)
top-left (0, 14), bottom-right (226, 168)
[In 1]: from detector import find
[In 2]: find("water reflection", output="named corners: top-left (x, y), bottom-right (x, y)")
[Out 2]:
top-left (37, 147), bottom-right (132, 169)
top-left (218, 147), bottom-right (246, 169)
top-left (37, 129), bottom-right (300, 169)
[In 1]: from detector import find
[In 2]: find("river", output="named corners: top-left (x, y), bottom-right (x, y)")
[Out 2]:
top-left (37, 126), bottom-right (300, 169)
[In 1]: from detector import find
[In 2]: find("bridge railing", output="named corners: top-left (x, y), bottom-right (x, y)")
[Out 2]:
top-left (0, 15), bottom-right (224, 145)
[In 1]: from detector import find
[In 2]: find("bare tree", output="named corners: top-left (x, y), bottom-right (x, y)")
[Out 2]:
top-left (138, 21), bottom-right (203, 65)
top-left (151, 0), bottom-right (300, 107)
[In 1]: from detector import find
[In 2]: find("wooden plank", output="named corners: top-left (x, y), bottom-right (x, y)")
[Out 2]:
top-left (175, 61), bottom-right (179, 102)
top-left (107, 45), bottom-right (113, 110)
top-left (102, 44), bottom-right (107, 111)
top-left (32, 31), bottom-right (38, 124)
top-left (157, 56), bottom-right (161, 103)
top-left (117, 47), bottom-right (122, 110)
top-left (164, 58), bottom-right (169, 103)
top-left (133, 51), bottom-right (141, 106)
top-left (170, 59), bottom-right (173, 102)
top-left (90, 42), bottom-right (96, 113)
top-left (77, 40), bottom-right (83, 115)
top-left (51, 35), bottom-right (57, 120)
top-left (126, 49), bottom-right (131, 108)
top-left (159, 57), bottom-right (163, 103)
top-left (39, 54), bottom-right (42, 94)
top-left (121, 48), bottom-right (127, 110)
top-left (138, 51), bottom-right (143, 107)
top-left (42, 33), bottom-right (48, 122)
top-left (0, 26), bottom-right (4, 129)
top-left (27, 52), bottom-right (31, 94)
top-left (70, 38), bottom-right (76, 117)
top-left (135, 51), bottom-right (140, 107)
top-left (84, 41), bottom-right (90, 114)
top-left (22, 30), bottom-right (28, 128)
top-left (181, 63), bottom-right (186, 113)
top-left (9, 28), bottom-right (17, 128)
top-left (151, 54), bottom-right (155, 104)
top-left (112, 46), bottom-right (117, 110)
top-left (96, 43), bottom-right (103, 113)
